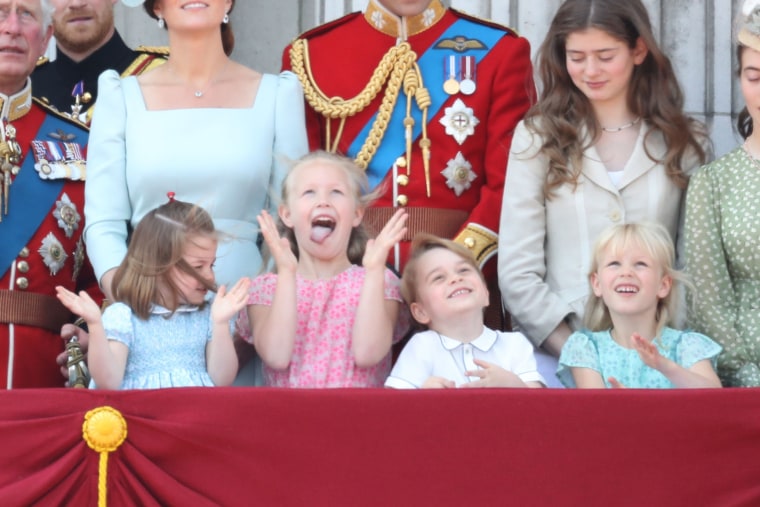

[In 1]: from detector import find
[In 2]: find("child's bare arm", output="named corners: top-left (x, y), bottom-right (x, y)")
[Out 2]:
top-left (251, 211), bottom-right (299, 370)
top-left (56, 287), bottom-right (128, 389)
top-left (207, 278), bottom-right (250, 386)
top-left (571, 366), bottom-right (607, 388)
top-left (352, 209), bottom-right (407, 367)
top-left (631, 333), bottom-right (721, 388)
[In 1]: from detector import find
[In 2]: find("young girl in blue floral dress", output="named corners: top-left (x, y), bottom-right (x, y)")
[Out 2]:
top-left (558, 222), bottom-right (722, 388)
top-left (56, 198), bottom-right (250, 389)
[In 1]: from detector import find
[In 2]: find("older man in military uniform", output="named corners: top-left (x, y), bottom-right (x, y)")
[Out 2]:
top-left (284, 0), bottom-right (534, 328)
top-left (32, 0), bottom-right (165, 124)
top-left (0, 0), bottom-right (98, 388)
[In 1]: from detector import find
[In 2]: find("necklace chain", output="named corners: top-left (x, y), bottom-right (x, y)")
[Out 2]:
top-left (169, 60), bottom-right (229, 99)
top-left (601, 117), bottom-right (641, 133)
top-left (743, 140), bottom-right (760, 170)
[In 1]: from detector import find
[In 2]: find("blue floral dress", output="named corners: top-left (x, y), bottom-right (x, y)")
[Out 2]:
top-left (557, 327), bottom-right (721, 388)
top-left (96, 302), bottom-right (219, 389)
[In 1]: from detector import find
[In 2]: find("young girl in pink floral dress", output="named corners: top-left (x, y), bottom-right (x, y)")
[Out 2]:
top-left (238, 151), bottom-right (408, 387)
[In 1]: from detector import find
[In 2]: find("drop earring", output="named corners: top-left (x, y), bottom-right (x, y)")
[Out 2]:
top-left (157, 16), bottom-right (165, 29)
top-left (223, 13), bottom-right (229, 24)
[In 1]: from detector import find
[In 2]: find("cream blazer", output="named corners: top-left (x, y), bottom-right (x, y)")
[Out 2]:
top-left (498, 120), bottom-right (700, 347)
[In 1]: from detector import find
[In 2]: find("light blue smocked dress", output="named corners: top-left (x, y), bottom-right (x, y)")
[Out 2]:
top-left (95, 302), bottom-right (219, 389)
top-left (557, 327), bottom-right (721, 388)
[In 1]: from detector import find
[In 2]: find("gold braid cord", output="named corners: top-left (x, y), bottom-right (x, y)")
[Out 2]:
top-left (291, 39), bottom-right (426, 170)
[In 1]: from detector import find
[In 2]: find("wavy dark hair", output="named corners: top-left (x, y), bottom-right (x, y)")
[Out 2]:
top-left (142, 0), bottom-right (236, 56)
top-left (525, 0), bottom-right (707, 198)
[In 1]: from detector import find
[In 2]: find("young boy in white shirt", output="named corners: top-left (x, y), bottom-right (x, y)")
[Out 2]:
top-left (386, 234), bottom-right (544, 389)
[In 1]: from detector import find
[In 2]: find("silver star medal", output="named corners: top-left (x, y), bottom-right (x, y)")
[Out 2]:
top-left (441, 152), bottom-right (476, 196)
top-left (38, 232), bottom-right (67, 275)
top-left (53, 193), bottom-right (81, 238)
top-left (439, 98), bottom-right (479, 145)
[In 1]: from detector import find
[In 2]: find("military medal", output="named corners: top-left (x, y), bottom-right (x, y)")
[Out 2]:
top-left (439, 98), bottom-right (480, 145)
top-left (441, 152), bottom-right (477, 196)
top-left (443, 55), bottom-right (460, 95)
top-left (31, 139), bottom-right (86, 181)
top-left (459, 56), bottom-right (477, 95)
top-left (70, 81), bottom-right (92, 121)
top-left (0, 122), bottom-right (22, 220)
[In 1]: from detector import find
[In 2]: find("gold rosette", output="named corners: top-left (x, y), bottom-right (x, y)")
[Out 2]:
top-left (82, 406), bottom-right (128, 507)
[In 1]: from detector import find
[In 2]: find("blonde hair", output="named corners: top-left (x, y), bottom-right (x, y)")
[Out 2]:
top-left (583, 222), bottom-right (684, 336)
top-left (275, 150), bottom-right (381, 265)
top-left (112, 200), bottom-right (217, 319)
top-left (401, 233), bottom-right (484, 305)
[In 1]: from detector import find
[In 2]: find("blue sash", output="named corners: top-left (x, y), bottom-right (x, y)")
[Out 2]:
top-left (347, 18), bottom-right (506, 188)
top-left (0, 113), bottom-right (88, 278)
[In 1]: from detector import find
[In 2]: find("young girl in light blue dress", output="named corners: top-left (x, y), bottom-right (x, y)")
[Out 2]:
top-left (557, 222), bottom-right (722, 388)
top-left (56, 197), bottom-right (250, 389)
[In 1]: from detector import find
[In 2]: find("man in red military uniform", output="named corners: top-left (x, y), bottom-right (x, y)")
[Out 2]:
top-left (284, 0), bottom-right (534, 328)
top-left (0, 0), bottom-right (98, 388)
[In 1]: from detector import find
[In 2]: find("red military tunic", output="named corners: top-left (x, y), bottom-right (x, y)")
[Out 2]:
top-left (0, 81), bottom-right (97, 388)
top-left (284, 0), bottom-right (534, 279)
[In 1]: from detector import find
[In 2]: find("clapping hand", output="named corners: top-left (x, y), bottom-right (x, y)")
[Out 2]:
top-left (362, 209), bottom-right (408, 270)
top-left (258, 210), bottom-right (297, 274)
top-left (211, 277), bottom-right (252, 325)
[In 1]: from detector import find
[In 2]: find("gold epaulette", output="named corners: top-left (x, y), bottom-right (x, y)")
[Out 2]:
top-left (454, 224), bottom-right (498, 268)
top-left (121, 48), bottom-right (168, 78)
top-left (32, 97), bottom-right (89, 129)
top-left (450, 8), bottom-right (521, 37)
top-left (135, 45), bottom-right (170, 56)
top-left (35, 56), bottom-right (49, 67)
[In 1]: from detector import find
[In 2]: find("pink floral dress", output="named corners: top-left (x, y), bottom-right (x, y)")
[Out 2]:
top-left (238, 265), bottom-right (406, 387)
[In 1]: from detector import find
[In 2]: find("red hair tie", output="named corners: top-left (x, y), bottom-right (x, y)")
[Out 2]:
top-left (167, 191), bottom-right (176, 202)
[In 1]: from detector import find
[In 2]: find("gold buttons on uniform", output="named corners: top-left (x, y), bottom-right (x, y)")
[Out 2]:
top-left (16, 261), bottom-right (29, 273)
top-left (16, 277), bottom-right (29, 289)
top-left (19, 247), bottom-right (29, 258)
top-left (395, 157), bottom-right (407, 168)
top-left (396, 195), bottom-right (408, 206)
top-left (397, 174), bottom-right (409, 186)
top-left (464, 237), bottom-right (476, 249)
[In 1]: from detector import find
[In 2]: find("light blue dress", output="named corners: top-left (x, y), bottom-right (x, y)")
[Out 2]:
top-left (97, 302), bottom-right (218, 389)
top-left (84, 69), bottom-right (308, 287)
top-left (557, 327), bottom-right (722, 388)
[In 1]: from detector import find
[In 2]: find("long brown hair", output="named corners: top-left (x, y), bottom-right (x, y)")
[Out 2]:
top-left (525, 0), bottom-right (707, 197)
top-left (112, 200), bottom-right (217, 319)
top-left (142, 0), bottom-right (236, 56)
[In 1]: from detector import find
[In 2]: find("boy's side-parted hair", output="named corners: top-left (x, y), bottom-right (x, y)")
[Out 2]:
top-left (276, 150), bottom-right (381, 266)
top-left (401, 233), bottom-right (484, 305)
top-left (112, 200), bottom-right (217, 319)
top-left (583, 222), bottom-right (685, 336)
top-left (524, 0), bottom-right (707, 198)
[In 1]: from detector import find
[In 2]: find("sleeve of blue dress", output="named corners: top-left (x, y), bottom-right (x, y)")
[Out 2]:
top-left (270, 71), bottom-right (308, 212)
top-left (674, 330), bottom-right (722, 370)
top-left (556, 331), bottom-right (601, 388)
top-left (84, 70), bottom-right (131, 284)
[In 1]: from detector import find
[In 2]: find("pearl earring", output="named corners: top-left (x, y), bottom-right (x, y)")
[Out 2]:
top-left (157, 16), bottom-right (165, 29)
top-left (223, 13), bottom-right (229, 24)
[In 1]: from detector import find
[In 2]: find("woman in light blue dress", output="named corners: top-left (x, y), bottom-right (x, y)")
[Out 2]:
top-left (85, 1), bottom-right (308, 384)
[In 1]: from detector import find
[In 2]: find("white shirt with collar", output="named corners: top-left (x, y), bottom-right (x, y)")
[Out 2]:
top-left (385, 326), bottom-right (545, 388)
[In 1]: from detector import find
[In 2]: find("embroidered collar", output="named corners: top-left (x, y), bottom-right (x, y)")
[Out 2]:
top-left (0, 78), bottom-right (32, 122)
top-left (364, 0), bottom-right (446, 40)
top-left (436, 326), bottom-right (497, 352)
top-left (150, 303), bottom-right (202, 315)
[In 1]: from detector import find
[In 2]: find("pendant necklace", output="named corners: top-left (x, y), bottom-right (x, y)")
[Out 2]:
top-left (171, 60), bottom-right (229, 99)
top-left (601, 117), bottom-right (641, 133)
